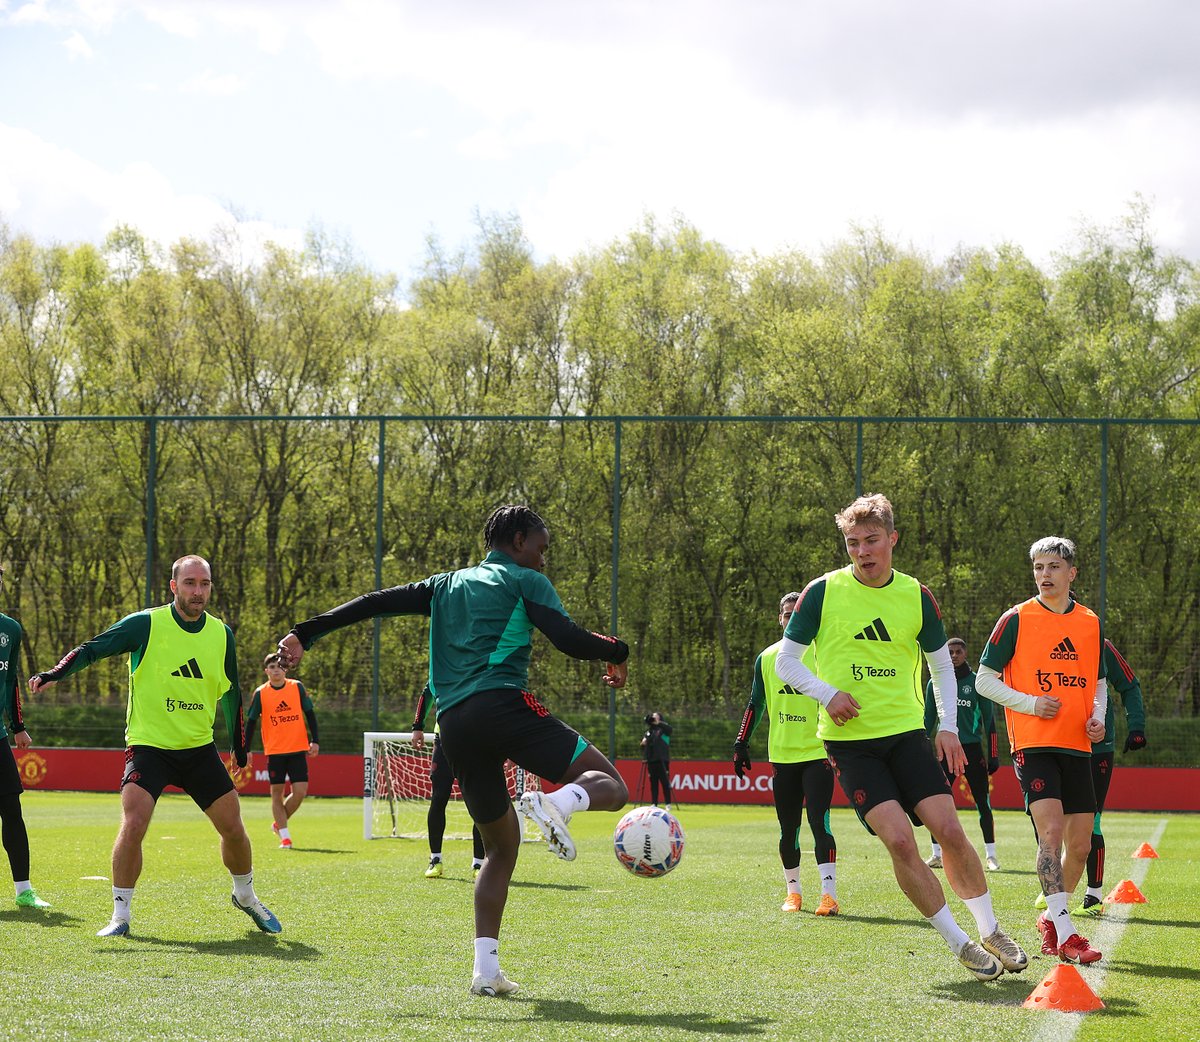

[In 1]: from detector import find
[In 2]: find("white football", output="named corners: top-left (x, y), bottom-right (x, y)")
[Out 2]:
top-left (613, 805), bottom-right (685, 877)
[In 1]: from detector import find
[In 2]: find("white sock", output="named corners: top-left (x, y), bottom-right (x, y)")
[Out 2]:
top-left (1045, 892), bottom-right (1075, 942)
top-left (474, 936), bottom-right (500, 979)
top-left (429, 852), bottom-right (442, 863)
top-left (925, 903), bottom-right (970, 953)
top-left (547, 783), bottom-right (589, 820)
top-left (278, 826), bottom-right (291, 842)
top-left (112, 886), bottom-right (135, 922)
top-left (472, 858), bottom-right (484, 870)
top-left (15, 880), bottom-right (31, 897)
top-left (231, 871), bottom-right (256, 905)
top-left (985, 842), bottom-right (997, 859)
top-left (930, 842), bottom-right (943, 858)
top-left (817, 862), bottom-right (837, 900)
top-left (963, 891), bottom-right (998, 938)
top-left (782, 866), bottom-right (801, 895)
top-left (1086, 885), bottom-right (1104, 901)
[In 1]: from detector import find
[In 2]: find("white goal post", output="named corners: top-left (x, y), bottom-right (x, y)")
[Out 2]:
top-left (362, 731), bottom-right (542, 842)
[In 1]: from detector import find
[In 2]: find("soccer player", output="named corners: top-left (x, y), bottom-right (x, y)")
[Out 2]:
top-left (2, 573), bottom-right (51, 911)
top-left (733, 591), bottom-right (839, 915)
top-left (923, 637), bottom-right (1001, 871)
top-left (27, 555), bottom-right (281, 938)
top-left (976, 536), bottom-right (1107, 965)
top-left (774, 494), bottom-right (1027, 982)
top-left (1033, 637), bottom-right (1147, 918)
top-left (244, 652), bottom-right (320, 849)
top-left (276, 504), bottom-right (629, 997)
top-left (410, 682), bottom-right (485, 880)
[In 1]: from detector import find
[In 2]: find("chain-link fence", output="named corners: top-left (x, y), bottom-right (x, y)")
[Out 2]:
top-left (5, 413), bottom-right (1198, 765)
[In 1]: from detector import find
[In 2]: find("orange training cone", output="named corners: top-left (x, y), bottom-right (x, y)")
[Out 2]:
top-left (1105, 879), bottom-right (1147, 904)
top-left (1023, 965), bottom-right (1105, 1012)
top-left (1132, 842), bottom-right (1159, 858)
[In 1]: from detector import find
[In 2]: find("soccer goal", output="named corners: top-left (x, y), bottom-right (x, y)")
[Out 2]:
top-left (362, 731), bottom-right (542, 842)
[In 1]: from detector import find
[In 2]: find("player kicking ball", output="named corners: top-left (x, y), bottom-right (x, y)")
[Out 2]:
top-left (278, 505), bottom-right (629, 996)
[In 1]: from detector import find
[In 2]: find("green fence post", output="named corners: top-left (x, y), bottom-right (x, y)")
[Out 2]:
top-left (1098, 420), bottom-right (1108, 630)
top-left (144, 417), bottom-right (157, 608)
top-left (855, 418), bottom-right (864, 497)
top-left (372, 418), bottom-right (385, 731)
top-left (609, 418), bottom-right (622, 760)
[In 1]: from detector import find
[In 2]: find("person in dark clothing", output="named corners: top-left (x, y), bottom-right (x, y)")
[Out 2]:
top-left (641, 712), bottom-right (672, 808)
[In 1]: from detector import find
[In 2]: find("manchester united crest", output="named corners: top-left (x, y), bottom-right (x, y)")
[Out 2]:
top-left (16, 751), bottom-right (48, 787)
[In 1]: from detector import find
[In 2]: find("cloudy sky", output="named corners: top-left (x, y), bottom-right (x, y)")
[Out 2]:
top-left (1, 0), bottom-right (1197, 282)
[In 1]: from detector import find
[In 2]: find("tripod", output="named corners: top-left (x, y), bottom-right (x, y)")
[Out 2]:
top-left (635, 760), bottom-right (648, 804)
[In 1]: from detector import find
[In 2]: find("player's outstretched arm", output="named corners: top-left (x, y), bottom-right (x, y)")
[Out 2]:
top-left (281, 584), bottom-right (435, 666)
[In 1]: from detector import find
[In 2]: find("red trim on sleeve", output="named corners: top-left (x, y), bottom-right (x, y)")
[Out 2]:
top-left (1104, 639), bottom-right (1136, 683)
top-left (920, 585), bottom-right (942, 619)
top-left (988, 608), bottom-right (1018, 646)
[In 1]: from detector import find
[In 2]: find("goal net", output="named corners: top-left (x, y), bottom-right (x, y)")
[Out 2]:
top-left (362, 731), bottom-right (543, 842)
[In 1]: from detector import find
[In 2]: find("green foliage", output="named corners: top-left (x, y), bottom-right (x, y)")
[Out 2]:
top-left (2, 208), bottom-right (1200, 754)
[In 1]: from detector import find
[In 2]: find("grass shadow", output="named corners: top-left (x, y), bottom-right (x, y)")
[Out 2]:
top-left (93, 934), bottom-right (322, 960)
top-left (1124, 915), bottom-right (1200, 931)
top-left (455, 997), bottom-right (773, 1035)
top-left (1102, 958), bottom-right (1200, 983)
top-left (0, 908), bottom-right (86, 928)
top-left (273, 847), bottom-right (352, 856)
top-left (929, 974), bottom-right (1042, 1005)
top-left (509, 879), bottom-right (592, 893)
top-left (830, 912), bottom-right (916, 927)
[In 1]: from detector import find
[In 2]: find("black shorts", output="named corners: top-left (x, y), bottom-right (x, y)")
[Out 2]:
top-left (770, 758), bottom-right (835, 815)
top-left (266, 751), bottom-right (309, 785)
top-left (1012, 748), bottom-right (1096, 815)
top-left (121, 744), bottom-right (236, 811)
top-left (1091, 750), bottom-right (1114, 816)
top-left (0, 741), bottom-right (22, 796)
top-left (825, 729), bottom-right (952, 824)
top-left (430, 736), bottom-right (456, 801)
top-left (437, 688), bottom-right (587, 826)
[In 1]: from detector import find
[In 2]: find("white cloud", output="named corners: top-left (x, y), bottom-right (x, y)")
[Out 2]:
top-left (179, 68), bottom-right (244, 97)
top-left (0, 123), bottom-right (305, 260)
top-left (8, 0), bottom-right (56, 25)
top-left (62, 28), bottom-right (92, 58)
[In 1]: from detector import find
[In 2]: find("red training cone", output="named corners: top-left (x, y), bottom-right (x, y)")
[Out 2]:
top-left (1132, 842), bottom-right (1159, 858)
top-left (1105, 879), bottom-right (1147, 904)
top-left (1023, 965), bottom-right (1105, 1012)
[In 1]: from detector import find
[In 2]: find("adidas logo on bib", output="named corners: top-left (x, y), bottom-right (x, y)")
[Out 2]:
top-left (171, 657), bottom-right (205, 679)
top-left (1050, 637), bottom-right (1079, 661)
top-left (853, 617), bottom-right (892, 642)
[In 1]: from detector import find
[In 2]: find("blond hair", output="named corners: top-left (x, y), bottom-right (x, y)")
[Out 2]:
top-left (835, 493), bottom-right (894, 534)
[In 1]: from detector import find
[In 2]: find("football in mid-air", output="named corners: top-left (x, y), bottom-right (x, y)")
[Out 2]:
top-left (613, 805), bottom-right (685, 877)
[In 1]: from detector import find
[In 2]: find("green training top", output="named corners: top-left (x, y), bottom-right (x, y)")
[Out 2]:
top-left (292, 549), bottom-right (628, 717)
top-left (924, 666), bottom-right (996, 746)
top-left (1096, 639), bottom-right (1146, 754)
top-left (0, 613), bottom-right (24, 741)
top-left (785, 565), bottom-right (947, 742)
top-left (736, 639), bottom-right (825, 763)
top-left (37, 604), bottom-right (244, 754)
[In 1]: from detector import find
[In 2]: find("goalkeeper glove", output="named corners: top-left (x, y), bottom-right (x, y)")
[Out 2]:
top-left (987, 756), bottom-right (1000, 775)
top-left (1123, 731), bottom-right (1147, 752)
top-left (733, 741), bottom-right (752, 779)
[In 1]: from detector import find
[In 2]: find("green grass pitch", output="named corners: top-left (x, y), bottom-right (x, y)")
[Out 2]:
top-left (1, 793), bottom-right (1195, 1042)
